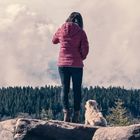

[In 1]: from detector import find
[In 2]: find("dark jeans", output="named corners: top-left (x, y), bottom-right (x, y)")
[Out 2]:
top-left (58, 67), bottom-right (83, 111)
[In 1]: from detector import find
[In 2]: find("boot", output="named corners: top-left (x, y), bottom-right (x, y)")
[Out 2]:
top-left (63, 109), bottom-right (70, 122)
top-left (72, 111), bottom-right (80, 123)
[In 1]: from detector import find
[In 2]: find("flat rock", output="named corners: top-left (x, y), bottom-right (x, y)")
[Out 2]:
top-left (92, 124), bottom-right (140, 140)
top-left (14, 118), bottom-right (97, 140)
top-left (0, 118), bottom-right (140, 140)
top-left (0, 119), bottom-right (17, 140)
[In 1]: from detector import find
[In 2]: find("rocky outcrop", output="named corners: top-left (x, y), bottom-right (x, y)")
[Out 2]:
top-left (14, 118), bottom-right (97, 140)
top-left (92, 124), bottom-right (140, 140)
top-left (0, 118), bottom-right (140, 140)
top-left (0, 119), bottom-right (16, 140)
top-left (0, 118), bottom-right (98, 140)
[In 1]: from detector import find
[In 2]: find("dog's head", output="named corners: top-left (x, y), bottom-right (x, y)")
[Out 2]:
top-left (85, 100), bottom-right (98, 111)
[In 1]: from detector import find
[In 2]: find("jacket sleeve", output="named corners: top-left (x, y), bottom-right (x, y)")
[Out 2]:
top-left (52, 28), bottom-right (61, 44)
top-left (80, 30), bottom-right (89, 60)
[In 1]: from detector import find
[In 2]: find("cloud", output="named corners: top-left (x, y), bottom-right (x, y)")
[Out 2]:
top-left (0, 1), bottom-right (140, 88)
top-left (78, 0), bottom-right (140, 88)
top-left (0, 4), bottom-right (59, 87)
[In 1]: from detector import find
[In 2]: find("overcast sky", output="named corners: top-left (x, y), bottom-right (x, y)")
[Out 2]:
top-left (0, 0), bottom-right (140, 89)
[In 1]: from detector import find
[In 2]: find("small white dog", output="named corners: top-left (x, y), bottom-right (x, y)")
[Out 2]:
top-left (85, 100), bottom-right (107, 126)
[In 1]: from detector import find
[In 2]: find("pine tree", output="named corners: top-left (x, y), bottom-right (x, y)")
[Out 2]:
top-left (40, 109), bottom-right (48, 120)
top-left (106, 99), bottom-right (130, 126)
top-left (40, 108), bottom-right (53, 120)
top-left (46, 109), bottom-right (53, 119)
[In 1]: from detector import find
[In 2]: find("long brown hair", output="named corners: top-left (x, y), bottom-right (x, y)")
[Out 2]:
top-left (66, 12), bottom-right (83, 29)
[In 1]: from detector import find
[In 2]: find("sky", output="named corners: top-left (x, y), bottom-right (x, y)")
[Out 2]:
top-left (0, 0), bottom-right (140, 89)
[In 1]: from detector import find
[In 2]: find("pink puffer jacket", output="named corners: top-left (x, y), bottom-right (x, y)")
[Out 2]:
top-left (52, 22), bottom-right (89, 67)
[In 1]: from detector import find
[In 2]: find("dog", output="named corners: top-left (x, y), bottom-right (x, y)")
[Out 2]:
top-left (85, 100), bottom-right (107, 126)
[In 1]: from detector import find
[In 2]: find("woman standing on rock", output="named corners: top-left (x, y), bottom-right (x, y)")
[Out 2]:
top-left (52, 12), bottom-right (89, 123)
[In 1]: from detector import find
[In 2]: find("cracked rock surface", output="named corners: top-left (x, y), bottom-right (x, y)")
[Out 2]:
top-left (92, 124), bottom-right (140, 140)
top-left (0, 118), bottom-right (140, 140)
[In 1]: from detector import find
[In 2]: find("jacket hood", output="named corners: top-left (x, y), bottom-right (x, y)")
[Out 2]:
top-left (60, 22), bottom-right (81, 37)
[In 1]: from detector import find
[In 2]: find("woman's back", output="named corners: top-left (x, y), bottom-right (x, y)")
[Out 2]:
top-left (52, 22), bottom-right (89, 67)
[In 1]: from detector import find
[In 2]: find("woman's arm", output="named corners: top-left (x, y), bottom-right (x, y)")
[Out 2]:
top-left (80, 30), bottom-right (89, 60)
top-left (52, 28), bottom-right (61, 44)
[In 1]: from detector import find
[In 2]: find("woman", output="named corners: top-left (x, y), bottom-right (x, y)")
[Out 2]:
top-left (52, 12), bottom-right (89, 123)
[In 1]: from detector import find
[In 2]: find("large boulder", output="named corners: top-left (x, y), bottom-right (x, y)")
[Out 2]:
top-left (92, 124), bottom-right (140, 140)
top-left (0, 118), bottom-right (140, 140)
top-left (0, 119), bottom-right (17, 140)
top-left (14, 118), bottom-right (97, 140)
